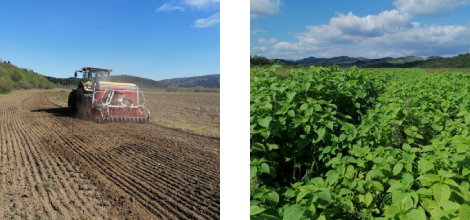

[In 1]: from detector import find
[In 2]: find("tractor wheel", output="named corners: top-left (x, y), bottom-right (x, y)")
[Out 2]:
top-left (67, 92), bottom-right (75, 111)
top-left (76, 85), bottom-right (90, 120)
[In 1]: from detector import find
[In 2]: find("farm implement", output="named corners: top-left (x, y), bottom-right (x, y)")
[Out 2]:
top-left (67, 67), bottom-right (151, 123)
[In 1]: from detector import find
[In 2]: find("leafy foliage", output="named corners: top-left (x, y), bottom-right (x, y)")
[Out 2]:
top-left (0, 62), bottom-right (53, 93)
top-left (250, 66), bottom-right (470, 219)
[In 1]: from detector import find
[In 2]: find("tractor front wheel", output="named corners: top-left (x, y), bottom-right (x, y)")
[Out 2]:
top-left (76, 86), bottom-right (91, 120)
top-left (67, 92), bottom-right (75, 111)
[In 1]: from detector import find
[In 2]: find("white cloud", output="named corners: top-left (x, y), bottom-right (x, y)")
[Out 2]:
top-left (258, 38), bottom-right (277, 44)
top-left (251, 29), bottom-right (266, 34)
top-left (193, 13), bottom-right (220, 28)
top-left (156, 2), bottom-right (185, 12)
top-left (257, 10), bottom-right (470, 59)
top-left (182, 0), bottom-right (220, 10)
top-left (330, 10), bottom-right (412, 37)
top-left (251, 1), bottom-right (470, 58)
top-left (393, 0), bottom-right (470, 16)
top-left (157, 0), bottom-right (219, 13)
top-left (252, 46), bottom-right (267, 52)
top-left (157, 0), bottom-right (219, 28)
top-left (251, 0), bottom-right (281, 19)
top-left (363, 25), bottom-right (470, 55)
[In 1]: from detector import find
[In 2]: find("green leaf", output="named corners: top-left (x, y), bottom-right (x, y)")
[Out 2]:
top-left (300, 103), bottom-right (308, 111)
top-left (393, 162), bottom-right (404, 176)
top-left (253, 213), bottom-right (280, 220)
top-left (402, 143), bottom-right (411, 151)
top-left (433, 183), bottom-right (451, 204)
top-left (384, 205), bottom-right (400, 218)
top-left (283, 204), bottom-right (304, 220)
top-left (264, 103), bottom-right (273, 110)
top-left (267, 143), bottom-right (279, 150)
top-left (422, 199), bottom-right (438, 213)
top-left (316, 128), bottom-right (326, 142)
top-left (252, 143), bottom-right (266, 152)
top-left (326, 122), bottom-right (334, 131)
top-left (326, 170), bottom-right (339, 185)
top-left (284, 189), bottom-right (296, 198)
top-left (400, 195), bottom-right (413, 211)
top-left (463, 168), bottom-right (470, 176)
top-left (304, 82), bottom-right (311, 92)
top-left (345, 165), bottom-right (356, 180)
top-left (415, 134), bottom-right (424, 139)
top-left (418, 174), bottom-right (440, 183)
top-left (261, 163), bottom-right (270, 174)
top-left (304, 125), bottom-right (311, 134)
top-left (265, 192), bottom-right (279, 205)
top-left (296, 191), bottom-right (308, 203)
top-left (458, 111), bottom-right (469, 117)
top-left (286, 92), bottom-right (296, 102)
top-left (258, 116), bottom-right (272, 128)
top-left (373, 157), bottom-right (383, 164)
top-left (339, 188), bottom-right (352, 196)
top-left (404, 209), bottom-right (426, 220)
top-left (372, 181), bottom-right (384, 192)
top-left (418, 160), bottom-right (434, 174)
top-left (315, 84), bottom-right (324, 92)
top-left (339, 134), bottom-right (347, 142)
top-left (365, 192), bottom-right (373, 207)
top-left (316, 190), bottom-right (332, 205)
top-left (387, 183), bottom-right (404, 193)
top-left (251, 166), bottom-right (258, 178)
top-left (416, 188), bottom-right (433, 197)
top-left (288, 110), bottom-right (295, 117)
top-left (402, 173), bottom-right (414, 186)
top-left (250, 205), bottom-right (266, 216)
top-left (404, 129), bottom-right (413, 136)
top-left (460, 204), bottom-right (470, 220)
top-left (392, 190), bottom-right (405, 205)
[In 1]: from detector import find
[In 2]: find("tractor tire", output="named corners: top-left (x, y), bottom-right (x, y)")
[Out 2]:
top-left (67, 92), bottom-right (76, 111)
top-left (76, 85), bottom-right (86, 119)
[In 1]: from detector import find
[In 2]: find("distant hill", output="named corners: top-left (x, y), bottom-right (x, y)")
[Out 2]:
top-left (158, 74), bottom-right (220, 88)
top-left (361, 53), bottom-right (470, 68)
top-left (45, 73), bottom-right (219, 89)
top-left (252, 53), bottom-right (470, 68)
top-left (297, 56), bottom-right (369, 66)
top-left (271, 56), bottom-right (426, 67)
top-left (419, 53), bottom-right (470, 68)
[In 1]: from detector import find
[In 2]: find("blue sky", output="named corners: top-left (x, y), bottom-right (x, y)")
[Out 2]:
top-left (0, 0), bottom-right (219, 81)
top-left (250, 0), bottom-right (470, 59)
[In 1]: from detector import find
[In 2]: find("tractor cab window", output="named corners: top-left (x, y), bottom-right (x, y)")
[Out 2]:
top-left (93, 71), bottom-right (110, 81)
top-left (85, 71), bottom-right (110, 82)
top-left (84, 72), bottom-right (94, 81)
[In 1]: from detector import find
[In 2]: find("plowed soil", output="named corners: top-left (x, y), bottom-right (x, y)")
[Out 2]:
top-left (0, 90), bottom-right (220, 220)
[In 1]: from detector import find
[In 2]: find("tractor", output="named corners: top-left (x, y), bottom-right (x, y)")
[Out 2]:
top-left (67, 67), bottom-right (151, 123)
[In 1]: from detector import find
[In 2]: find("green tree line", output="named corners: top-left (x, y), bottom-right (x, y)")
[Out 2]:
top-left (45, 76), bottom-right (81, 87)
top-left (0, 61), bottom-right (53, 93)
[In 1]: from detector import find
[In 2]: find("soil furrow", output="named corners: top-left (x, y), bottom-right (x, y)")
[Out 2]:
top-left (0, 90), bottom-right (220, 219)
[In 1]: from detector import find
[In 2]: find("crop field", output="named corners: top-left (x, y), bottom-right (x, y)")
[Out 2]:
top-left (0, 89), bottom-right (220, 219)
top-left (250, 66), bottom-right (470, 219)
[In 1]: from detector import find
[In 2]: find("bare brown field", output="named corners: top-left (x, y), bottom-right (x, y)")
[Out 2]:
top-left (0, 89), bottom-right (220, 219)
top-left (48, 90), bottom-right (220, 138)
